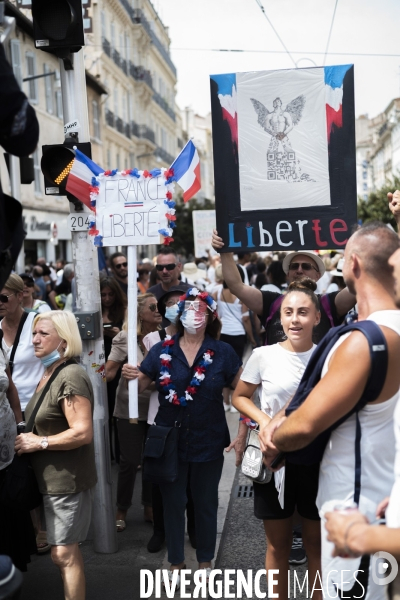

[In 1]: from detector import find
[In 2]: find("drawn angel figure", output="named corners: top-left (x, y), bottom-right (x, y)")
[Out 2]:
top-left (250, 95), bottom-right (315, 182)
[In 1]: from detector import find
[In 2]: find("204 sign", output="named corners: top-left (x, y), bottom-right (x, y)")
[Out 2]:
top-left (68, 214), bottom-right (91, 231)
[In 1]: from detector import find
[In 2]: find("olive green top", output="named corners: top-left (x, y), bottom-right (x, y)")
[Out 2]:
top-left (24, 363), bottom-right (97, 495)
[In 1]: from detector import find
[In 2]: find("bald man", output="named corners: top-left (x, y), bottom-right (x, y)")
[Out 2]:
top-left (268, 222), bottom-right (400, 599)
top-left (212, 231), bottom-right (356, 345)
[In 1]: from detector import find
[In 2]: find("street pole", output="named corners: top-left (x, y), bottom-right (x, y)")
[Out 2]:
top-left (59, 50), bottom-right (117, 553)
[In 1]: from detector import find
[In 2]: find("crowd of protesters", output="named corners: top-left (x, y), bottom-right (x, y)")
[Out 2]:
top-left (2, 194), bottom-right (400, 599)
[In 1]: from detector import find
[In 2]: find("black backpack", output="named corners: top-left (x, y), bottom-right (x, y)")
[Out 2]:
top-left (283, 320), bottom-right (388, 477)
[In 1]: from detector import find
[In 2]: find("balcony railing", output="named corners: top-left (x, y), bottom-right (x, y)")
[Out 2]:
top-left (131, 121), bottom-right (140, 138)
top-left (124, 122), bottom-right (131, 138)
top-left (132, 8), bottom-right (152, 38)
top-left (140, 125), bottom-right (155, 144)
top-left (156, 146), bottom-right (175, 165)
top-left (105, 109), bottom-right (114, 127)
top-left (112, 48), bottom-right (121, 69)
top-left (129, 62), bottom-right (153, 88)
top-left (102, 37), bottom-right (111, 58)
top-left (153, 90), bottom-right (175, 121)
top-left (116, 117), bottom-right (124, 134)
top-left (121, 58), bottom-right (128, 75)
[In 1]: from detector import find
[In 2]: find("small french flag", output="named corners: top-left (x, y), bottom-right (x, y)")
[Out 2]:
top-left (66, 148), bottom-right (104, 210)
top-left (170, 140), bottom-right (201, 203)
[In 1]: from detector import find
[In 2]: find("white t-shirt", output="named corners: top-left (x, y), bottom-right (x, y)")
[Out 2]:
top-left (241, 343), bottom-right (316, 418)
top-left (0, 312), bottom-right (44, 411)
top-left (387, 397), bottom-right (400, 528)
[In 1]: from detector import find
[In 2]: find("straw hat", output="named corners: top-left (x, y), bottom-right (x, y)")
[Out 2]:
top-left (182, 262), bottom-right (204, 282)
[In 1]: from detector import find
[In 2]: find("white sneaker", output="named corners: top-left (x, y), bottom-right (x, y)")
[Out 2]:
top-left (195, 567), bottom-right (212, 584)
top-left (230, 405), bottom-right (238, 413)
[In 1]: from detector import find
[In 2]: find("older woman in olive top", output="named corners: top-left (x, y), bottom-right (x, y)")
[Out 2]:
top-left (15, 311), bottom-right (97, 600)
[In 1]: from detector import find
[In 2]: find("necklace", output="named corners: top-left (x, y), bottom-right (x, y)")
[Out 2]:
top-left (159, 335), bottom-right (214, 406)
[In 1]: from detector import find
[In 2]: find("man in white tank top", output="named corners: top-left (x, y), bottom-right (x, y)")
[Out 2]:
top-left (270, 222), bottom-right (400, 599)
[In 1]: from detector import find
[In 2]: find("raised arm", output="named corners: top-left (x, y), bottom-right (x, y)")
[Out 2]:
top-left (212, 229), bottom-right (263, 314)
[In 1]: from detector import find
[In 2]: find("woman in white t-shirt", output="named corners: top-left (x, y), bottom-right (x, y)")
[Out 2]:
top-left (230, 278), bottom-right (322, 600)
top-left (0, 274), bottom-right (44, 413)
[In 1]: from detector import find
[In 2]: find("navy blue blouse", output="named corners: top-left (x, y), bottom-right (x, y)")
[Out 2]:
top-left (140, 334), bottom-right (242, 462)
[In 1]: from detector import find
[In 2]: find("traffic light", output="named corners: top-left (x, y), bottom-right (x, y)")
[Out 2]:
top-left (41, 141), bottom-right (91, 200)
top-left (31, 0), bottom-right (84, 61)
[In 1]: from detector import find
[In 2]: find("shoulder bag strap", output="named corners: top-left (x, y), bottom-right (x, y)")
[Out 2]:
top-left (159, 328), bottom-right (167, 341)
top-left (25, 359), bottom-right (76, 433)
top-left (264, 295), bottom-right (284, 346)
top-left (9, 311), bottom-right (29, 375)
top-left (320, 294), bottom-right (335, 329)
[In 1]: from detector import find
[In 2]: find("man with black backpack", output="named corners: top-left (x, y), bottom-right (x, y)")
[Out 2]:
top-left (268, 222), bottom-right (400, 599)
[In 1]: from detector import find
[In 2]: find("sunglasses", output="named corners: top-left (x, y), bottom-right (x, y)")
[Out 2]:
top-left (148, 303), bottom-right (158, 312)
top-left (156, 263), bottom-right (176, 272)
top-left (0, 293), bottom-right (15, 303)
top-left (114, 262), bottom-right (127, 269)
top-left (288, 262), bottom-right (318, 273)
top-left (184, 300), bottom-right (209, 313)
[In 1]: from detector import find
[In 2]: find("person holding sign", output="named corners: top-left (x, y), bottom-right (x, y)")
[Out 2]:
top-left (122, 289), bottom-right (242, 587)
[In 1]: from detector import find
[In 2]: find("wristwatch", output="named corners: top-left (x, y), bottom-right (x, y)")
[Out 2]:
top-left (40, 437), bottom-right (49, 450)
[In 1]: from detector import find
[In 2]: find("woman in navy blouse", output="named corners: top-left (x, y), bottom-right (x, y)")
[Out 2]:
top-left (123, 288), bottom-right (242, 586)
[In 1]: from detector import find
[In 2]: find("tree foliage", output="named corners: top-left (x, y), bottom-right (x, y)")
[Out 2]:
top-left (357, 175), bottom-right (400, 228)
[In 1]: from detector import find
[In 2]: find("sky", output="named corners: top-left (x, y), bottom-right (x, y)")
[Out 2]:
top-left (155, 0), bottom-right (400, 120)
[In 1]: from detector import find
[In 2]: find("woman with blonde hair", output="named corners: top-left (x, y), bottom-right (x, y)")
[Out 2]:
top-left (106, 293), bottom-right (162, 532)
top-left (15, 310), bottom-right (97, 600)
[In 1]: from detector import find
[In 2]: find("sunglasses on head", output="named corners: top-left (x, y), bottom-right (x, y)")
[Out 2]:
top-left (156, 263), bottom-right (176, 272)
top-left (114, 262), bottom-right (127, 269)
top-left (288, 262), bottom-right (318, 272)
top-left (0, 293), bottom-right (15, 303)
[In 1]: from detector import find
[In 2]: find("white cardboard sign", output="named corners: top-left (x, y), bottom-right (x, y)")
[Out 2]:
top-left (192, 210), bottom-right (216, 258)
top-left (94, 170), bottom-right (173, 247)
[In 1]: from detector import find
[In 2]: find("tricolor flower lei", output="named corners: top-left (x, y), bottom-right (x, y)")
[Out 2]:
top-left (159, 336), bottom-right (214, 406)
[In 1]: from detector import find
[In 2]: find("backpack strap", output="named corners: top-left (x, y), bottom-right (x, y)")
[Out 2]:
top-left (320, 294), bottom-right (335, 329)
top-left (263, 295), bottom-right (284, 345)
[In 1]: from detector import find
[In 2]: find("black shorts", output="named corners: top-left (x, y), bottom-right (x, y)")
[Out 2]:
top-left (253, 461), bottom-right (320, 521)
top-left (219, 333), bottom-right (246, 360)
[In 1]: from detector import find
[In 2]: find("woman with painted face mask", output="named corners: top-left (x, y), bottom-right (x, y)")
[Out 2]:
top-left (123, 288), bottom-right (243, 586)
top-left (15, 311), bottom-right (97, 600)
top-left (141, 286), bottom-right (194, 554)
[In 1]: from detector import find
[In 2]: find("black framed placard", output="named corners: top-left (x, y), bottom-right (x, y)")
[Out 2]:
top-left (210, 65), bottom-right (357, 252)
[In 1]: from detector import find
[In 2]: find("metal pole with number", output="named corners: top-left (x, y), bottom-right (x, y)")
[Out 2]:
top-left (59, 50), bottom-right (117, 554)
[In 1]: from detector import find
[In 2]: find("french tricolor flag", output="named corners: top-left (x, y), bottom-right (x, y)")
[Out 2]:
top-left (170, 140), bottom-right (201, 203)
top-left (325, 65), bottom-right (352, 143)
top-left (66, 148), bottom-right (104, 210)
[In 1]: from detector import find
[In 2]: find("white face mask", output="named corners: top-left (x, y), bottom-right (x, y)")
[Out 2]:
top-left (180, 309), bottom-right (207, 334)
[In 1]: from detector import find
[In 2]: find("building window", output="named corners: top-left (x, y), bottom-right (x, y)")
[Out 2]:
top-left (107, 148), bottom-right (111, 169)
top-left (363, 194), bottom-right (368, 201)
top-left (125, 33), bottom-right (130, 62)
top-left (55, 90), bottom-right (63, 118)
top-left (363, 183), bottom-right (368, 191)
top-left (10, 39), bottom-right (23, 88)
top-left (111, 22), bottom-right (115, 50)
top-left (116, 153), bottom-right (120, 170)
top-left (92, 100), bottom-right (100, 139)
top-left (113, 88), bottom-right (118, 116)
top-left (161, 128), bottom-right (166, 150)
top-left (101, 10), bottom-right (106, 39)
top-left (44, 64), bottom-right (54, 114)
top-left (33, 148), bottom-right (42, 194)
top-left (25, 52), bottom-right (38, 103)
top-left (122, 93), bottom-right (127, 123)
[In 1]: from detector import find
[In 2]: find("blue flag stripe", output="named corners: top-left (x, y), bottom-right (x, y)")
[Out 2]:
top-left (75, 148), bottom-right (104, 176)
top-left (170, 141), bottom-right (195, 181)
